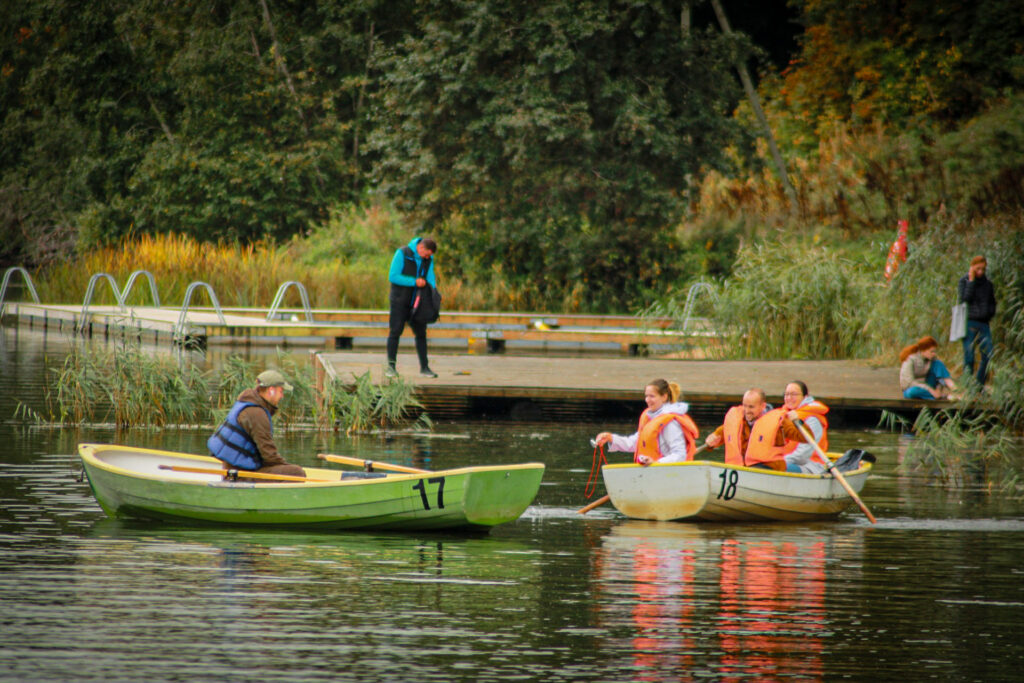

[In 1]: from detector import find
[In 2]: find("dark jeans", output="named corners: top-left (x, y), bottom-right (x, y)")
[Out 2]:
top-left (903, 358), bottom-right (952, 399)
top-left (962, 320), bottom-right (993, 384)
top-left (387, 302), bottom-right (429, 370)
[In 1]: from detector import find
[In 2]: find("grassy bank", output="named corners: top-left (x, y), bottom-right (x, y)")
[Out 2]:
top-left (29, 204), bottom-right (512, 313)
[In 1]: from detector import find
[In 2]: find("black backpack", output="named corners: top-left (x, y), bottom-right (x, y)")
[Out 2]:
top-left (411, 284), bottom-right (442, 324)
top-left (832, 449), bottom-right (876, 472)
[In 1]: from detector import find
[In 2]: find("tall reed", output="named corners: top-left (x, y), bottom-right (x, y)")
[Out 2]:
top-left (44, 343), bottom-right (429, 434)
top-left (319, 371), bottom-right (431, 435)
top-left (31, 204), bottom-right (495, 312)
top-left (48, 340), bottom-right (213, 428)
top-left (703, 242), bottom-right (878, 360)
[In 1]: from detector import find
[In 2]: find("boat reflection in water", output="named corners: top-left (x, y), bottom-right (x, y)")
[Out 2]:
top-left (595, 521), bottom-right (856, 680)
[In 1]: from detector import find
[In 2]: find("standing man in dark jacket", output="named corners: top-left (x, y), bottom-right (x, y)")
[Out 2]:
top-left (208, 369), bottom-right (306, 479)
top-left (958, 255), bottom-right (997, 385)
top-left (386, 236), bottom-right (438, 378)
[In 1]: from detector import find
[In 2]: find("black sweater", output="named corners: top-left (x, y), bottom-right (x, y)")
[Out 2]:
top-left (958, 274), bottom-right (997, 323)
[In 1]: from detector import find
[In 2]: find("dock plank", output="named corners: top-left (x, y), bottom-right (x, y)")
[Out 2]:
top-left (317, 351), bottom-right (920, 425)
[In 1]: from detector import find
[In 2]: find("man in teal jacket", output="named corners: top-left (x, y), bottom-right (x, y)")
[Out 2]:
top-left (386, 237), bottom-right (438, 378)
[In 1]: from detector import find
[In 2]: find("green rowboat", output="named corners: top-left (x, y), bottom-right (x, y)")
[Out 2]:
top-left (78, 443), bottom-right (544, 531)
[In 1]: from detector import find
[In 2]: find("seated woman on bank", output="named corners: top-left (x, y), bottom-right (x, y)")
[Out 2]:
top-left (899, 336), bottom-right (955, 400)
top-left (594, 379), bottom-right (699, 466)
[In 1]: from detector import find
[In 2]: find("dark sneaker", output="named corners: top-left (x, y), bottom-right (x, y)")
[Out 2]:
top-left (384, 366), bottom-right (399, 378)
top-left (420, 367), bottom-right (438, 378)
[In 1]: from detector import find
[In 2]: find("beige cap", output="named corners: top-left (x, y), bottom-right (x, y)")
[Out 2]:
top-left (257, 369), bottom-right (293, 391)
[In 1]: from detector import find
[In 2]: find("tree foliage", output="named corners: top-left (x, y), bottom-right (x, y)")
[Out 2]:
top-left (0, 0), bottom-right (410, 256)
top-left (3, 0), bottom-right (1021, 313)
top-left (368, 1), bottom-right (744, 309)
top-left (781, 0), bottom-right (1024, 131)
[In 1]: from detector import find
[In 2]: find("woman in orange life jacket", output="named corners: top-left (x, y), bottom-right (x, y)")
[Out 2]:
top-left (594, 379), bottom-right (699, 466)
top-left (778, 381), bottom-right (829, 474)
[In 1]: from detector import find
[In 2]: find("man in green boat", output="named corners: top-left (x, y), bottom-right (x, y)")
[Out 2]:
top-left (207, 369), bottom-right (307, 480)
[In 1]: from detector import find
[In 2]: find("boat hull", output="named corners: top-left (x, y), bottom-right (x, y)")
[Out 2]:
top-left (78, 444), bottom-right (544, 530)
top-left (601, 458), bottom-right (872, 522)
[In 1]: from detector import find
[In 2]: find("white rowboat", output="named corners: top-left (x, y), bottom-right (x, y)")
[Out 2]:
top-left (601, 453), bottom-right (873, 522)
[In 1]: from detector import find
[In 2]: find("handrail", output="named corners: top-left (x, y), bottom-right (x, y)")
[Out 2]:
top-left (78, 272), bottom-right (126, 332)
top-left (266, 280), bottom-right (313, 322)
top-left (680, 282), bottom-right (718, 333)
top-left (174, 281), bottom-right (227, 343)
top-left (0, 266), bottom-right (41, 317)
top-left (120, 269), bottom-right (161, 307)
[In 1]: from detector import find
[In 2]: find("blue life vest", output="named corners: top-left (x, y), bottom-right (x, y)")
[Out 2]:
top-left (207, 401), bottom-right (271, 470)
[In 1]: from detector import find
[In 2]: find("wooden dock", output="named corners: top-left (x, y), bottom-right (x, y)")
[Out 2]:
top-left (3, 300), bottom-right (928, 426)
top-left (315, 351), bottom-right (921, 426)
top-left (2, 303), bottom-right (712, 355)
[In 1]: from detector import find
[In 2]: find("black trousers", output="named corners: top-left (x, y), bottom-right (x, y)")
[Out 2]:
top-left (386, 302), bottom-right (429, 370)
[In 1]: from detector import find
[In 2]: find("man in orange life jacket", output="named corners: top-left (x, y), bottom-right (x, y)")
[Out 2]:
top-left (594, 379), bottom-right (699, 466)
top-left (703, 387), bottom-right (809, 471)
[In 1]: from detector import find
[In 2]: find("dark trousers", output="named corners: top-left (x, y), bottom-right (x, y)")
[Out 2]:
top-left (387, 302), bottom-right (429, 370)
top-left (962, 320), bottom-right (993, 384)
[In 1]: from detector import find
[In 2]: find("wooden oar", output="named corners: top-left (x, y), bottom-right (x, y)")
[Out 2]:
top-left (158, 464), bottom-right (328, 482)
top-left (577, 494), bottom-right (610, 515)
top-left (577, 444), bottom-right (708, 515)
top-left (318, 453), bottom-right (427, 474)
top-left (793, 420), bottom-right (877, 524)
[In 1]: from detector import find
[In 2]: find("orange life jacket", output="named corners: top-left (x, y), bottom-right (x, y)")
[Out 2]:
top-left (783, 400), bottom-right (830, 465)
top-left (634, 410), bottom-right (699, 463)
top-left (744, 408), bottom-right (792, 466)
top-left (721, 405), bottom-right (749, 466)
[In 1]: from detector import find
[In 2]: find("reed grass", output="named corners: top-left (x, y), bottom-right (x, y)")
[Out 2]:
top-left (881, 407), bottom-right (1022, 492)
top-left (48, 339), bottom-right (213, 428)
top-left (647, 212), bottom-right (1022, 365)
top-left (30, 203), bottom-right (494, 311)
top-left (319, 371), bottom-right (431, 435)
top-left (712, 242), bottom-right (879, 359)
top-left (42, 343), bottom-right (429, 434)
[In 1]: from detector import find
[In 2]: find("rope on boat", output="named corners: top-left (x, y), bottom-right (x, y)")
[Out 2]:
top-left (584, 442), bottom-right (609, 500)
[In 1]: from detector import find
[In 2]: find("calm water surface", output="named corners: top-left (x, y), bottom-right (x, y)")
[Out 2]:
top-left (1, 328), bottom-right (1023, 681)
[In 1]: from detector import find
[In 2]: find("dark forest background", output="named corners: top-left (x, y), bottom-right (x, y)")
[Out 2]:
top-left (2, 1), bottom-right (1022, 309)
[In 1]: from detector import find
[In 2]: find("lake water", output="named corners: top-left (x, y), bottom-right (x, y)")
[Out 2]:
top-left (2, 327), bottom-right (1023, 681)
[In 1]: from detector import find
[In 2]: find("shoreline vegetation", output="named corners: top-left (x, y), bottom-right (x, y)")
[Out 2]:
top-left (15, 343), bottom-right (431, 436)
top-left (4, 3), bottom-right (1022, 488)
top-left (10, 210), bottom-right (1024, 490)
top-left (14, 208), bottom-right (1024, 490)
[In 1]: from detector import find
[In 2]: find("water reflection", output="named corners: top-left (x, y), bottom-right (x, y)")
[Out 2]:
top-left (595, 521), bottom-right (868, 681)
